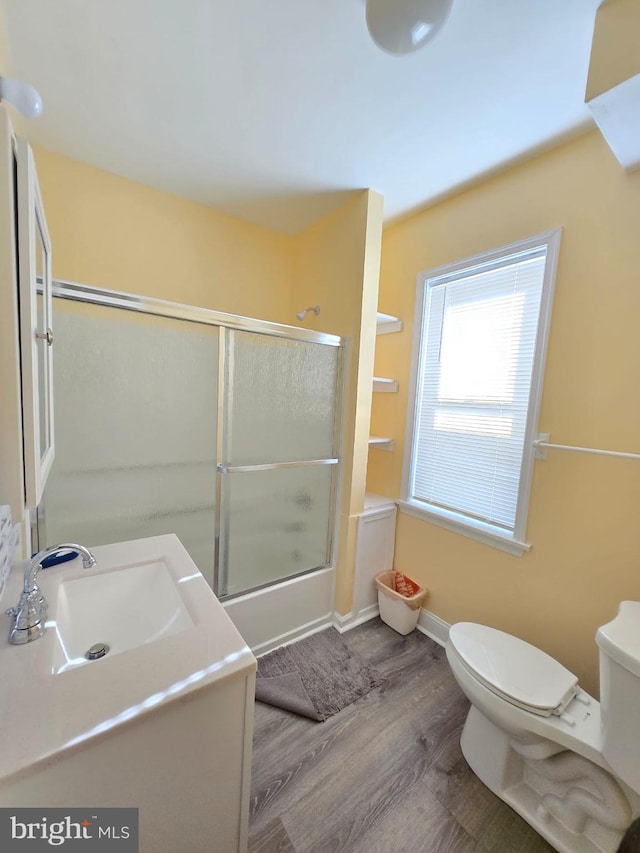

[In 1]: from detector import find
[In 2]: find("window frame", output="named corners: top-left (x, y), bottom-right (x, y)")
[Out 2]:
top-left (400, 229), bottom-right (562, 556)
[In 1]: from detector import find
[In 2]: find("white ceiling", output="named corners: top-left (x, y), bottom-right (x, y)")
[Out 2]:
top-left (2, 1), bottom-right (601, 235)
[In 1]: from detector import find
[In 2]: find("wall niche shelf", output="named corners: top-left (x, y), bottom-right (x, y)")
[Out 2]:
top-left (376, 312), bottom-right (403, 335)
top-left (373, 312), bottom-right (401, 394)
top-left (373, 377), bottom-right (398, 393)
top-left (368, 435), bottom-right (394, 451)
top-left (369, 311), bottom-right (402, 451)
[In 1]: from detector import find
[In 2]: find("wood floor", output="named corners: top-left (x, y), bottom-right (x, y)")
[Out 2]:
top-left (248, 618), bottom-right (555, 853)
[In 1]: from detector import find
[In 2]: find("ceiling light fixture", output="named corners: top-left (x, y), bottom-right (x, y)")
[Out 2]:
top-left (0, 76), bottom-right (43, 118)
top-left (297, 305), bottom-right (321, 321)
top-left (366, 0), bottom-right (453, 56)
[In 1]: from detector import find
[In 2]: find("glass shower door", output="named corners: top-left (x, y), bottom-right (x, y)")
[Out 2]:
top-left (217, 329), bottom-right (341, 598)
top-left (42, 299), bottom-right (218, 585)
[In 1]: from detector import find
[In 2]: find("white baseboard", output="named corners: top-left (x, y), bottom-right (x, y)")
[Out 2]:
top-left (332, 603), bottom-right (380, 633)
top-left (417, 608), bottom-right (450, 647)
top-left (251, 605), bottom-right (451, 656)
top-left (332, 611), bottom-right (353, 632)
top-left (335, 604), bottom-right (451, 647)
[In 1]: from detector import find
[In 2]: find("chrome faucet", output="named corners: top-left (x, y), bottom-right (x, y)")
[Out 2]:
top-left (5, 543), bottom-right (96, 645)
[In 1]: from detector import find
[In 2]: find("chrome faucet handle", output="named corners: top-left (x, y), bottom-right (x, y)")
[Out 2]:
top-left (7, 543), bottom-right (96, 646)
top-left (6, 586), bottom-right (47, 644)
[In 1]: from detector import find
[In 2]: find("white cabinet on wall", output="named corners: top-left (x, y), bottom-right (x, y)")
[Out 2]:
top-left (0, 106), bottom-right (54, 550)
top-left (17, 138), bottom-right (54, 508)
top-left (352, 493), bottom-right (397, 620)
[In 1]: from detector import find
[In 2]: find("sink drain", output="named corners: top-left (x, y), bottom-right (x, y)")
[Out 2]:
top-left (85, 642), bottom-right (110, 661)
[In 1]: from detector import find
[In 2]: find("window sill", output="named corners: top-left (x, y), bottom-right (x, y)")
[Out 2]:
top-left (396, 500), bottom-right (531, 557)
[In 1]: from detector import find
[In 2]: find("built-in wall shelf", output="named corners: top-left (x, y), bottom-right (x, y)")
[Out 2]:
top-left (370, 312), bottom-right (402, 450)
top-left (368, 435), bottom-right (394, 451)
top-left (373, 377), bottom-right (398, 393)
top-left (376, 312), bottom-right (402, 335)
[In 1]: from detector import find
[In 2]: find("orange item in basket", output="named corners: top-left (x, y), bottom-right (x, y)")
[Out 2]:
top-left (375, 570), bottom-right (428, 617)
top-left (393, 572), bottom-right (422, 598)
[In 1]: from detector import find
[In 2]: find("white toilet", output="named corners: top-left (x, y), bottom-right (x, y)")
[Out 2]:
top-left (446, 601), bottom-right (640, 853)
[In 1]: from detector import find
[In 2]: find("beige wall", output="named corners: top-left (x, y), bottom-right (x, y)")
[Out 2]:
top-left (0, 10), bottom-right (27, 139)
top-left (0, 5), bottom-right (10, 72)
top-left (368, 129), bottom-right (640, 696)
top-left (586, 0), bottom-right (640, 101)
top-left (33, 147), bottom-right (293, 323)
top-left (292, 190), bottom-right (384, 614)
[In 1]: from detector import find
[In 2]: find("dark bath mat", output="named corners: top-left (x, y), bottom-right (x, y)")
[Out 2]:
top-left (255, 627), bottom-right (385, 721)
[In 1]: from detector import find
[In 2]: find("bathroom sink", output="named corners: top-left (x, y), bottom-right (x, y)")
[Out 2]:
top-left (50, 559), bottom-right (194, 673)
top-left (0, 533), bottom-right (255, 785)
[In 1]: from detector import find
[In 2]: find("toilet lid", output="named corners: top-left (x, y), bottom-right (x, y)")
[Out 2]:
top-left (449, 623), bottom-right (579, 714)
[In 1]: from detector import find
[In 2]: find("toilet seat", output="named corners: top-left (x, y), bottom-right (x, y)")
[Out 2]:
top-left (448, 623), bottom-right (579, 717)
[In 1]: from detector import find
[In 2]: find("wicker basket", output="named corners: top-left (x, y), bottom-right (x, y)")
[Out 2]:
top-left (375, 571), bottom-right (428, 635)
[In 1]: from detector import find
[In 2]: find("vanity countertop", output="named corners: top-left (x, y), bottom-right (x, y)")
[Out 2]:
top-left (0, 533), bottom-right (256, 785)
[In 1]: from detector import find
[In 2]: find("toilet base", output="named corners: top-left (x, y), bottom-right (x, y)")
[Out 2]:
top-left (460, 705), bottom-right (638, 853)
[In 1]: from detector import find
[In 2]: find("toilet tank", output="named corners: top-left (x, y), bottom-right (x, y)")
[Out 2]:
top-left (596, 600), bottom-right (640, 792)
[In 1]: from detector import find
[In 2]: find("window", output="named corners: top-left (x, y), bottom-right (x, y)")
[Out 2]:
top-left (401, 230), bottom-right (561, 555)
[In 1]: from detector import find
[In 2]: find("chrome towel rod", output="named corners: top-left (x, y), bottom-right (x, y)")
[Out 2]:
top-left (534, 434), bottom-right (640, 461)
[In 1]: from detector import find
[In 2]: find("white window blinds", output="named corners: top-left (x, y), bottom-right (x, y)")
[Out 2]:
top-left (410, 246), bottom-right (549, 532)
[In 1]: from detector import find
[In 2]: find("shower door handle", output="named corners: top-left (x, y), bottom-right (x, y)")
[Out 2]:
top-left (36, 328), bottom-right (54, 346)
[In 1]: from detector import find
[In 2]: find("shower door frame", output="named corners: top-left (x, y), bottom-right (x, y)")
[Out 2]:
top-left (40, 279), bottom-right (345, 600)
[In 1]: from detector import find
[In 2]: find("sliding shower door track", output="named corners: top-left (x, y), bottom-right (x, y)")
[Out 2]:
top-left (51, 279), bottom-right (342, 346)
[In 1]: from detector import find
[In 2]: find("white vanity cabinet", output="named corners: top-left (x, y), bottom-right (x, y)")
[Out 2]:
top-left (0, 534), bottom-right (257, 853)
top-left (0, 106), bottom-right (54, 543)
